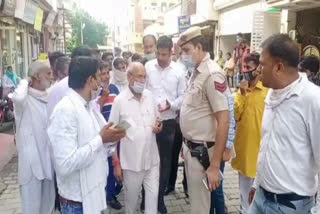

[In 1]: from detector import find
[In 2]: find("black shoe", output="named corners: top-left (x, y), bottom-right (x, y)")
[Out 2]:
top-left (107, 197), bottom-right (122, 210)
top-left (115, 182), bottom-right (123, 196)
top-left (165, 187), bottom-right (174, 196)
top-left (140, 199), bottom-right (145, 211)
top-left (158, 204), bottom-right (168, 214)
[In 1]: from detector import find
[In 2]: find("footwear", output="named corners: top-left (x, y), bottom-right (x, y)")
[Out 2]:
top-left (107, 197), bottom-right (122, 210)
top-left (158, 204), bottom-right (168, 214)
top-left (165, 187), bottom-right (174, 196)
top-left (140, 199), bottom-right (145, 211)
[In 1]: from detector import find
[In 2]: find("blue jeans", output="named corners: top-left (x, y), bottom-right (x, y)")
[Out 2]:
top-left (250, 187), bottom-right (314, 214)
top-left (106, 156), bottom-right (117, 201)
top-left (210, 162), bottom-right (225, 214)
top-left (61, 203), bottom-right (83, 214)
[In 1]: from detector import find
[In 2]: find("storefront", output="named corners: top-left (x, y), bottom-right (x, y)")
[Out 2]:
top-left (215, 0), bottom-right (281, 54)
top-left (266, 0), bottom-right (320, 57)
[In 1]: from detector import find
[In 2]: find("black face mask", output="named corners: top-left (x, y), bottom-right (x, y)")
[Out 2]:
top-left (243, 68), bottom-right (257, 81)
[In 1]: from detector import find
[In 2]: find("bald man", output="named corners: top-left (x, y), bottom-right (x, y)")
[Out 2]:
top-left (10, 60), bottom-right (55, 214)
top-left (109, 62), bottom-right (162, 214)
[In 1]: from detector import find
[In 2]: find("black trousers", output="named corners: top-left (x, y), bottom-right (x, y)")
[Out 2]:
top-left (167, 122), bottom-right (183, 190)
top-left (157, 119), bottom-right (176, 208)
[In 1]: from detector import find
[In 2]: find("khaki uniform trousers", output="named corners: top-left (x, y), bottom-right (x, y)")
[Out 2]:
top-left (183, 143), bottom-right (214, 214)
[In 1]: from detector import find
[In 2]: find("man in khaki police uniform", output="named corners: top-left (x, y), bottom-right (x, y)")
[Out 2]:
top-left (178, 26), bottom-right (230, 214)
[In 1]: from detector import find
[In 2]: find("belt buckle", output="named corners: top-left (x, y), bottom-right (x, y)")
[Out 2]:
top-left (273, 194), bottom-right (278, 204)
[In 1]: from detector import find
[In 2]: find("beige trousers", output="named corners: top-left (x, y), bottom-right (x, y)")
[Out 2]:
top-left (183, 143), bottom-right (214, 214)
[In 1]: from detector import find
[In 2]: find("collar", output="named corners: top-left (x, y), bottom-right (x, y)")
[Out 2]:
top-left (155, 60), bottom-right (174, 71)
top-left (124, 86), bottom-right (146, 102)
top-left (255, 81), bottom-right (264, 90)
top-left (69, 89), bottom-right (90, 109)
top-left (197, 53), bottom-right (211, 73)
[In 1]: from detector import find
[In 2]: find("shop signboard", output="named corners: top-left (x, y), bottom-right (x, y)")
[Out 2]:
top-left (178, 16), bottom-right (191, 33)
top-left (23, 0), bottom-right (38, 24)
top-left (0, 0), bottom-right (16, 17)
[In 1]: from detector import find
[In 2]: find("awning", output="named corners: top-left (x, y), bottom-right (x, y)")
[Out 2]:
top-left (266, 0), bottom-right (320, 11)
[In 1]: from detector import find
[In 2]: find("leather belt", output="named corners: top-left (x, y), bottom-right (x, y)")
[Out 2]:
top-left (185, 140), bottom-right (215, 150)
top-left (59, 195), bottom-right (82, 207)
top-left (260, 186), bottom-right (311, 210)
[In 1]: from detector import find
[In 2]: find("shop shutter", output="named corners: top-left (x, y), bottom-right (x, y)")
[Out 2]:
top-left (251, 11), bottom-right (281, 53)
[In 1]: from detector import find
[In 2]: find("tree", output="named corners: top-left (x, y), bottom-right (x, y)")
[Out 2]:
top-left (67, 9), bottom-right (108, 52)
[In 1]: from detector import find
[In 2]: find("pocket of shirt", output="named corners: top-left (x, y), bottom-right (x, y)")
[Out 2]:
top-left (186, 86), bottom-right (203, 107)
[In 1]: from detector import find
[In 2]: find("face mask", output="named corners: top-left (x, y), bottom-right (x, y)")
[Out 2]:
top-left (144, 53), bottom-right (156, 61)
top-left (131, 81), bottom-right (145, 94)
top-left (113, 69), bottom-right (127, 84)
top-left (243, 68), bottom-right (257, 81)
top-left (91, 80), bottom-right (102, 100)
top-left (181, 55), bottom-right (196, 70)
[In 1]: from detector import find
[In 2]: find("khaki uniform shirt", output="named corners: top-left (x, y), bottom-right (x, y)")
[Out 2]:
top-left (180, 54), bottom-right (228, 143)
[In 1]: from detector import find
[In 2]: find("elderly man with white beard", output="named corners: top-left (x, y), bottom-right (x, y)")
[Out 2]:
top-left (10, 60), bottom-right (55, 214)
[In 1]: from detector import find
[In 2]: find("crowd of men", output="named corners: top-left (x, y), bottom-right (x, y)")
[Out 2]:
top-left (7, 24), bottom-right (320, 214)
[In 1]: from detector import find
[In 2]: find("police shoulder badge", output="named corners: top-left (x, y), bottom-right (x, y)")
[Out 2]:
top-left (214, 81), bottom-right (227, 92)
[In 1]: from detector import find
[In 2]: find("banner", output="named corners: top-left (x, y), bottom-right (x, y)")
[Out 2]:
top-left (178, 16), bottom-right (191, 33)
top-left (45, 10), bottom-right (56, 26)
top-left (34, 8), bottom-right (43, 31)
top-left (23, 0), bottom-right (38, 24)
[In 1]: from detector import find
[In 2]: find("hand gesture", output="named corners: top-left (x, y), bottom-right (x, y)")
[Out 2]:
top-left (99, 123), bottom-right (126, 143)
top-left (248, 187), bottom-right (256, 205)
top-left (152, 118), bottom-right (163, 134)
top-left (222, 148), bottom-right (233, 162)
top-left (114, 165), bottom-right (123, 181)
top-left (239, 81), bottom-right (248, 96)
top-left (206, 165), bottom-right (221, 191)
top-left (158, 100), bottom-right (171, 113)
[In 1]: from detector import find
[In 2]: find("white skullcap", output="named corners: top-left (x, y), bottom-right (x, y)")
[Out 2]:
top-left (28, 59), bottom-right (51, 78)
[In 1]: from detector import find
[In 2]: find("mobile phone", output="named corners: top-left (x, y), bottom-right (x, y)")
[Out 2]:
top-left (202, 170), bottom-right (224, 191)
top-left (112, 120), bottom-right (131, 130)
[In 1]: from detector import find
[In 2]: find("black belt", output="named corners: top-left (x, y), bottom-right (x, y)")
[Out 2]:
top-left (185, 140), bottom-right (215, 150)
top-left (261, 186), bottom-right (311, 210)
top-left (59, 195), bottom-right (82, 207)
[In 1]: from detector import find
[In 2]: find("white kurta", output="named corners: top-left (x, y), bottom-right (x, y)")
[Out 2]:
top-left (48, 89), bottom-right (114, 214)
top-left (11, 79), bottom-right (55, 214)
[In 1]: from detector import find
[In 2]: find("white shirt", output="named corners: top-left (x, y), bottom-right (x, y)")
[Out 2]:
top-left (2, 73), bottom-right (18, 88)
top-left (48, 89), bottom-right (110, 208)
top-left (11, 80), bottom-right (54, 185)
top-left (254, 74), bottom-right (320, 196)
top-left (108, 87), bottom-right (160, 172)
top-left (145, 59), bottom-right (186, 120)
top-left (47, 76), bottom-right (69, 117)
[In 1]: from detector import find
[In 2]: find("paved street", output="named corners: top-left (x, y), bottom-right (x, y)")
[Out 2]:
top-left (0, 155), bottom-right (240, 214)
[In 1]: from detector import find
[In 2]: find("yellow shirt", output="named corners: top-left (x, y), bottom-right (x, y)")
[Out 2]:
top-left (231, 81), bottom-right (268, 178)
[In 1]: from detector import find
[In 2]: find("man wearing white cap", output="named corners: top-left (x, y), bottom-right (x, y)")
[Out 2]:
top-left (10, 59), bottom-right (55, 214)
top-left (178, 26), bottom-right (229, 214)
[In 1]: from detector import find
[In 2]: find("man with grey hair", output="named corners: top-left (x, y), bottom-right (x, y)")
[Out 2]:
top-left (10, 60), bottom-right (55, 214)
top-left (109, 62), bottom-right (162, 214)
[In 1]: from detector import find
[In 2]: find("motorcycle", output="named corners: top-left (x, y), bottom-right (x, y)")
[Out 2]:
top-left (0, 97), bottom-right (14, 126)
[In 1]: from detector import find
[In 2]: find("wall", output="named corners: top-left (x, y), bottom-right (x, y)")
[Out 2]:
top-left (164, 4), bottom-right (181, 35)
top-left (219, 34), bottom-right (236, 55)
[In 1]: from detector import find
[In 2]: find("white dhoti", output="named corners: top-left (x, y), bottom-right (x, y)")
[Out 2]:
top-left (123, 164), bottom-right (159, 214)
top-left (20, 176), bottom-right (55, 214)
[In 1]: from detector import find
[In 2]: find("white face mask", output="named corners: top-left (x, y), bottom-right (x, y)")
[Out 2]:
top-left (130, 81), bottom-right (145, 94)
top-left (113, 69), bottom-right (127, 84)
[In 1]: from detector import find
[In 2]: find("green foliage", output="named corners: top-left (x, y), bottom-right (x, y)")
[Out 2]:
top-left (67, 9), bottom-right (108, 52)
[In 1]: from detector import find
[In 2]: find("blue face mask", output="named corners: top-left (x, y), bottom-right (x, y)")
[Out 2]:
top-left (131, 81), bottom-right (145, 94)
top-left (181, 55), bottom-right (196, 71)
